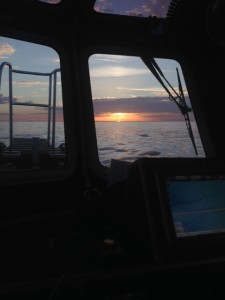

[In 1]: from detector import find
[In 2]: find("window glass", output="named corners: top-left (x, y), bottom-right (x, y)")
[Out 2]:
top-left (94, 0), bottom-right (171, 18)
top-left (89, 54), bottom-right (206, 167)
top-left (0, 37), bottom-right (65, 173)
top-left (38, 0), bottom-right (61, 4)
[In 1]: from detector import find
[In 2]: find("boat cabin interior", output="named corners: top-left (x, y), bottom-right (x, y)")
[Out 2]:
top-left (1, 0), bottom-right (225, 299)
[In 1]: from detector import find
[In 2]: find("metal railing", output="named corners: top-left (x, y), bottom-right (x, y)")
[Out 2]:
top-left (0, 62), bottom-right (60, 148)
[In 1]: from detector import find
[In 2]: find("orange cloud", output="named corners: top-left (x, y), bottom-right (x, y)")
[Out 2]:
top-left (0, 43), bottom-right (16, 58)
top-left (14, 81), bottom-right (49, 86)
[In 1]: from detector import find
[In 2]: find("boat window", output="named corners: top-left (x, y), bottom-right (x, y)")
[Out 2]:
top-left (88, 54), bottom-right (206, 167)
top-left (0, 37), bottom-right (66, 174)
top-left (94, 0), bottom-right (173, 18)
top-left (38, 0), bottom-right (61, 4)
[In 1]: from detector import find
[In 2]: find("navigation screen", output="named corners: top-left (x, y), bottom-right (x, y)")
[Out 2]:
top-left (166, 175), bottom-right (225, 237)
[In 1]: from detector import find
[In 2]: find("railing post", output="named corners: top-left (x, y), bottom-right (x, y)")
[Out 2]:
top-left (0, 62), bottom-right (13, 147)
top-left (48, 75), bottom-right (52, 143)
top-left (0, 62), bottom-right (61, 149)
top-left (9, 67), bottom-right (13, 147)
top-left (52, 70), bottom-right (57, 148)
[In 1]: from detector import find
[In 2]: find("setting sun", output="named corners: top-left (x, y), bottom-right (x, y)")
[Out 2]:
top-left (94, 112), bottom-right (146, 122)
top-left (111, 112), bottom-right (127, 122)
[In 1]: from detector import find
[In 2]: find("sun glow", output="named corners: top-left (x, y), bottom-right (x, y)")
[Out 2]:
top-left (95, 112), bottom-right (145, 122)
top-left (111, 112), bottom-right (126, 122)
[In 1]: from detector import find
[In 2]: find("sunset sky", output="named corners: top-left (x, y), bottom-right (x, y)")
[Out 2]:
top-left (89, 54), bottom-right (192, 122)
top-left (0, 35), bottom-right (194, 123)
top-left (0, 36), bottom-right (62, 122)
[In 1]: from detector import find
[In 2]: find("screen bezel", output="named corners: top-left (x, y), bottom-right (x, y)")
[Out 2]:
top-left (165, 174), bottom-right (225, 238)
top-left (139, 158), bottom-right (225, 262)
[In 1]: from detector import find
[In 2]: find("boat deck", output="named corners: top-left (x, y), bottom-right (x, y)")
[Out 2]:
top-left (0, 137), bottom-right (65, 168)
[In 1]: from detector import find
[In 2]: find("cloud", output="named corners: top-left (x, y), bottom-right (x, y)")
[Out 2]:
top-left (0, 43), bottom-right (16, 59)
top-left (94, 0), bottom-right (171, 18)
top-left (38, 0), bottom-right (61, 4)
top-left (36, 106), bottom-right (63, 113)
top-left (94, 0), bottom-right (113, 13)
top-left (93, 96), bottom-right (192, 116)
top-left (0, 104), bottom-right (64, 122)
top-left (0, 93), bottom-right (17, 104)
top-left (117, 86), bottom-right (189, 97)
top-left (117, 87), bottom-right (168, 97)
top-left (14, 81), bottom-right (49, 86)
top-left (90, 66), bottom-right (149, 78)
top-left (47, 0), bottom-right (61, 3)
top-left (91, 54), bottom-right (134, 63)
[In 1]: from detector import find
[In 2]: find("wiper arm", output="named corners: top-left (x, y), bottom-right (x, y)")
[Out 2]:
top-left (141, 57), bottom-right (198, 155)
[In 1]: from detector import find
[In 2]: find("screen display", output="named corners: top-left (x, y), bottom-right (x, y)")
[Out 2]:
top-left (166, 175), bottom-right (225, 237)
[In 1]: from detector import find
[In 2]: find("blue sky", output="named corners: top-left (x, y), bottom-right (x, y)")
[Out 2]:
top-left (0, 37), bottom-right (60, 72)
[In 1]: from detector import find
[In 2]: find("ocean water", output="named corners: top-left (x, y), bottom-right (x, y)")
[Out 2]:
top-left (0, 121), bottom-right (206, 167)
top-left (0, 121), bottom-right (65, 148)
top-left (95, 121), bottom-right (206, 166)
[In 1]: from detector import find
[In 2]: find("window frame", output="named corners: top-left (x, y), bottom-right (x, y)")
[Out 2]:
top-left (81, 46), bottom-right (214, 179)
top-left (0, 33), bottom-right (77, 186)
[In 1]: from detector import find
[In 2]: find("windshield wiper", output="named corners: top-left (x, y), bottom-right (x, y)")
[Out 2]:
top-left (141, 57), bottom-right (198, 155)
